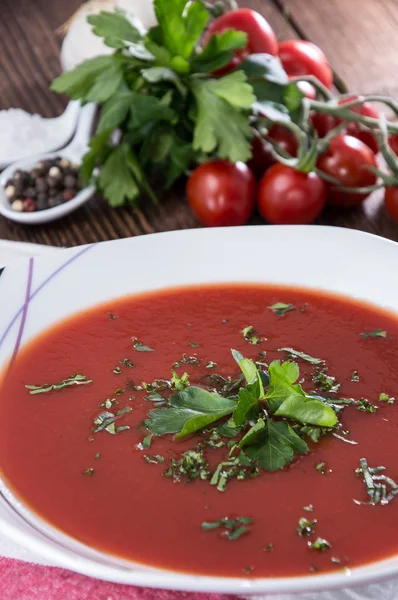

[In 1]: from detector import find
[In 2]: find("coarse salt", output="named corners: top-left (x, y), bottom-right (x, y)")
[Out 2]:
top-left (0, 109), bottom-right (64, 162)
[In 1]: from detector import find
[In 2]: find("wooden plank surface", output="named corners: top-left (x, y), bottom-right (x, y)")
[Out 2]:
top-left (0, 0), bottom-right (397, 246)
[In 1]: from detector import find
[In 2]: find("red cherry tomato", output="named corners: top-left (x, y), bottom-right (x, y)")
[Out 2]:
top-left (311, 112), bottom-right (337, 138)
top-left (187, 160), bottom-right (256, 227)
top-left (338, 96), bottom-right (379, 154)
top-left (258, 164), bottom-right (326, 224)
top-left (317, 134), bottom-right (377, 206)
top-left (385, 186), bottom-right (398, 222)
top-left (268, 125), bottom-right (298, 157)
top-left (278, 40), bottom-right (333, 89)
top-left (295, 79), bottom-right (317, 100)
top-left (248, 133), bottom-right (275, 178)
top-left (202, 9), bottom-right (278, 73)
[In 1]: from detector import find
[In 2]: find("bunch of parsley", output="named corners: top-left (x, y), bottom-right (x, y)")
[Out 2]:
top-left (52, 0), bottom-right (301, 207)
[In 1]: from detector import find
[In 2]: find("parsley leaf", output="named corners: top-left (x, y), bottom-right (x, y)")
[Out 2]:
top-left (97, 91), bottom-right (133, 134)
top-left (98, 143), bottom-right (141, 207)
top-left (153, 0), bottom-right (209, 61)
top-left (87, 10), bottom-right (142, 49)
top-left (192, 29), bottom-right (247, 73)
top-left (232, 349), bottom-right (264, 398)
top-left (51, 56), bottom-right (118, 100)
top-left (266, 361), bottom-right (337, 427)
top-left (145, 386), bottom-right (236, 438)
top-left (190, 71), bottom-right (254, 163)
top-left (132, 338), bottom-right (154, 352)
top-left (26, 374), bottom-right (92, 394)
top-left (240, 418), bottom-right (309, 472)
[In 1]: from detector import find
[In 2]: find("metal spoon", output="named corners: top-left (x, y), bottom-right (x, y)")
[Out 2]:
top-left (0, 101), bottom-right (81, 170)
top-left (0, 103), bottom-right (97, 225)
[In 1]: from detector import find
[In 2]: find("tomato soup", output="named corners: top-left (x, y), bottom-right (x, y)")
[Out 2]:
top-left (1, 284), bottom-right (398, 578)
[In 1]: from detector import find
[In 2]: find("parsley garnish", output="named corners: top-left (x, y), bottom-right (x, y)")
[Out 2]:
top-left (188, 341), bottom-right (198, 348)
top-left (312, 368), bottom-right (341, 394)
top-left (137, 434), bottom-right (153, 450)
top-left (109, 313), bottom-right (117, 320)
top-left (303, 504), bottom-right (314, 512)
top-left (95, 453), bottom-right (101, 460)
top-left (113, 367), bottom-right (122, 375)
top-left (264, 543), bottom-right (274, 552)
top-left (242, 325), bottom-right (263, 345)
top-left (92, 407), bottom-right (131, 434)
top-left (360, 329), bottom-right (387, 339)
top-left (297, 517), bottom-right (317, 537)
top-left (357, 398), bottom-right (378, 413)
top-left (120, 358), bottom-right (134, 368)
top-left (82, 468), bottom-right (94, 476)
top-left (201, 516), bottom-right (253, 541)
top-left (132, 338), bottom-right (154, 352)
top-left (315, 461), bottom-right (330, 475)
top-left (268, 302), bottom-right (297, 316)
top-left (309, 538), bottom-right (331, 552)
top-left (164, 447), bottom-right (210, 483)
top-left (25, 374), bottom-right (92, 395)
top-left (144, 454), bottom-right (164, 464)
top-left (351, 371), bottom-right (359, 382)
top-left (279, 347), bottom-right (323, 365)
top-left (173, 354), bottom-right (201, 368)
top-left (206, 361), bottom-right (217, 369)
top-left (379, 393), bottom-right (395, 404)
top-left (355, 458), bottom-right (398, 505)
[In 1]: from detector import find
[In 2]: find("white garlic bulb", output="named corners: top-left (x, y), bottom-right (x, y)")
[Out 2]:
top-left (60, 0), bottom-right (157, 72)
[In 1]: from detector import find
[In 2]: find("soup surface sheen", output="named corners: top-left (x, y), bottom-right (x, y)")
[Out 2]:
top-left (1, 284), bottom-right (398, 578)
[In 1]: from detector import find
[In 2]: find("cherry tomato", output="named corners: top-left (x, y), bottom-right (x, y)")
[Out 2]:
top-left (257, 164), bottom-right (326, 224)
top-left (384, 186), bottom-right (398, 222)
top-left (317, 134), bottom-right (377, 206)
top-left (202, 9), bottom-right (278, 73)
top-left (187, 161), bottom-right (256, 227)
top-left (278, 40), bottom-right (333, 89)
top-left (295, 79), bottom-right (317, 100)
top-left (311, 112), bottom-right (337, 138)
top-left (268, 125), bottom-right (298, 157)
top-left (248, 132), bottom-right (275, 178)
top-left (338, 96), bottom-right (379, 154)
top-left (388, 134), bottom-right (398, 156)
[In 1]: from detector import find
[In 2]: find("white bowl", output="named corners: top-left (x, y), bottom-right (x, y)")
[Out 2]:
top-left (0, 225), bottom-right (397, 595)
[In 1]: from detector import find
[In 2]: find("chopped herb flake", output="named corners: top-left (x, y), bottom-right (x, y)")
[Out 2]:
top-left (264, 543), bottom-right (274, 552)
top-left (355, 457), bottom-right (398, 505)
top-left (132, 338), bottom-right (154, 352)
top-left (92, 407), bottom-right (131, 433)
top-left (303, 504), bottom-right (314, 512)
top-left (120, 358), bottom-right (134, 368)
top-left (206, 361), bottom-right (217, 369)
top-left (309, 537), bottom-right (331, 552)
top-left (95, 452), bottom-right (101, 460)
top-left (351, 371), bottom-right (359, 382)
top-left (315, 461), bottom-right (330, 475)
top-left (25, 374), bottom-right (92, 395)
top-left (360, 329), bottom-right (387, 339)
top-left (144, 454), bottom-right (164, 464)
top-left (82, 468), bottom-right (94, 476)
top-left (164, 447), bottom-right (210, 483)
top-left (357, 398), bottom-right (378, 413)
top-left (109, 314), bottom-right (117, 320)
top-left (297, 517), bottom-right (317, 537)
top-left (242, 325), bottom-right (263, 345)
top-left (113, 367), bottom-right (122, 375)
top-left (279, 348), bottom-right (323, 365)
top-left (268, 302), bottom-right (297, 316)
top-left (188, 341), bottom-right (199, 348)
top-left (201, 516), bottom-right (253, 540)
top-left (379, 393), bottom-right (395, 404)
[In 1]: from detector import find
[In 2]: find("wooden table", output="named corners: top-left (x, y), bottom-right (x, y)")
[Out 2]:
top-left (1, 0), bottom-right (397, 247)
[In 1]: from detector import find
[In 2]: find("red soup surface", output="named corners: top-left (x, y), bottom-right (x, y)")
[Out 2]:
top-left (0, 284), bottom-right (398, 578)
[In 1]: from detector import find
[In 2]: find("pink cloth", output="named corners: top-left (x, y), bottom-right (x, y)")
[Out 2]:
top-left (0, 557), bottom-right (241, 600)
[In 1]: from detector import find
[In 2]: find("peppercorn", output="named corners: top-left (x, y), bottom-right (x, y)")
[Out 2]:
top-left (23, 199), bottom-right (36, 212)
top-left (24, 186), bottom-right (36, 199)
top-left (63, 189), bottom-right (75, 202)
top-left (35, 177), bottom-right (48, 193)
top-left (64, 175), bottom-right (77, 189)
top-left (5, 185), bottom-right (15, 199)
top-left (11, 199), bottom-right (24, 212)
